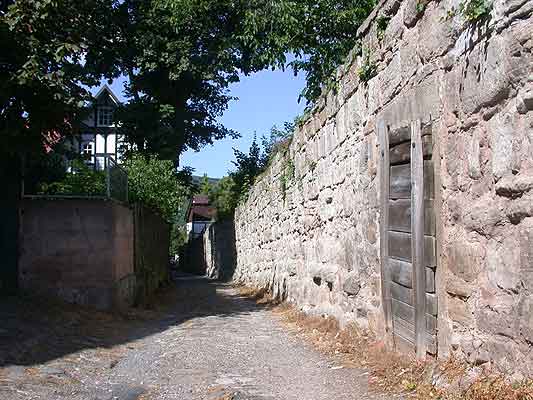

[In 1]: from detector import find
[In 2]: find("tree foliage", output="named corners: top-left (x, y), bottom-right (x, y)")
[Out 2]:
top-left (210, 121), bottom-right (297, 219)
top-left (122, 153), bottom-right (190, 221)
top-left (198, 174), bottom-right (212, 196)
top-left (240, 0), bottom-right (377, 102)
top-left (37, 160), bottom-right (107, 196)
top-left (2, 0), bottom-right (376, 163)
top-left (208, 137), bottom-right (264, 220)
top-left (123, 153), bottom-right (192, 255)
top-left (209, 176), bottom-right (238, 221)
top-left (0, 0), bottom-right (117, 155)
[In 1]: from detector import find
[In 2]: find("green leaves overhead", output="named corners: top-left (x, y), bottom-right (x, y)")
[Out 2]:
top-left (1, 0), bottom-right (119, 154)
top-left (238, 0), bottom-right (377, 102)
top-left (2, 0), bottom-right (376, 161)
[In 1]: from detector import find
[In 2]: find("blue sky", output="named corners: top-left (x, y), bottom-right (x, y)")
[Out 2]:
top-left (100, 69), bottom-right (307, 179)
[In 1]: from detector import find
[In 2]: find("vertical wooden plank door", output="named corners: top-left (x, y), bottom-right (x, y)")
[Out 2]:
top-left (380, 120), bottom-right (438, 357)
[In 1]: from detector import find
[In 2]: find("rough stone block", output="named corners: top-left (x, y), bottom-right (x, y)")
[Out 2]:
top-left (468, 129), bottom-right (482, 179)
top-left (448, 296), bottom-right (473, 326)
top-left (460, 37), bottom-right (508, 112)
top-left (489, 111), bottom-right (516, 180)
top-left (495, 172), bottom-right (533, 198)
top-left (343, 273), bottom-right (361, 296)
top-left (486, 236), bottom-right (520, 291)
top-left (446, 238), bottom-right (484, 282)
top-left (477, 289), bottom-right (518, 338)
top-left (507, 197), bottom-right (533, 225)
top-left (417, 4), bottom-right (458, 60)
top-left (519, 295), bottom-right (533, 342)
top-left (520, 218), bottom-right (533, 291)
top-left (463, 197), bottom-right (505, 236)
top-left (403, 0), bottom-right (424, 27)
top-left (517, 89), bottom-right (533, 114)
top-left (445, 274), bottom-right (474, 298)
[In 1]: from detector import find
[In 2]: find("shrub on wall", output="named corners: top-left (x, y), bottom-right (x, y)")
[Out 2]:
top-left (123, 153), bottom-right (192, 256)
top-left (459, 0), bottom-right (492, 22)
top-left (37, 159), bottom-right (106, 197)
top-left (123, 153), bottom-right (189, 222)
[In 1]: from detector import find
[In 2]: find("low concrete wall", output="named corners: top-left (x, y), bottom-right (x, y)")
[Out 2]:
top-left (0, 155), bottom-right (21, 296)
top-left (19, 199), bottom-right (170, 310)
top-left (19, 198), bottom-right (135, 309)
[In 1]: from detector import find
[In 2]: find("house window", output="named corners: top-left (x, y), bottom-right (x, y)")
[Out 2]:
top-left (97, 106), bottom-right (113, 126)
top-left (82, 142), bottom-right (93, 159)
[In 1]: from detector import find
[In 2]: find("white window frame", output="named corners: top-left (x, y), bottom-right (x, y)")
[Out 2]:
top-left (82, 142), bottom-right (94, 158)
top-left (97, 106), bottom-right (114, 126)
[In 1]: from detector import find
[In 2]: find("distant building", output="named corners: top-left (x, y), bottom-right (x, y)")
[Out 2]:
top-left (185, 195), bottom-right (216, 240)
top-left (70, 85), bottom-right (124, 170)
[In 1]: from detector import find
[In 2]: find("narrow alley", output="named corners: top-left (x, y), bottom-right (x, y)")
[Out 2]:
top-left (0, 276), bottom-right (393, 400)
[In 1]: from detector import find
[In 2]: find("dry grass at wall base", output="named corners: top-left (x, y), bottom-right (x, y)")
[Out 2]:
top-left (236, 285), bottom-right (533, 400)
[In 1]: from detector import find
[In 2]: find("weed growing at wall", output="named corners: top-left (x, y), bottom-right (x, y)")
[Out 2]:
top-left (286, 159), bottom-right (295, 181)
top-left (280, 174), bottom-right (288, 201)
top-left (440, 7), bottom-right (458, 22)
top-left (376, 15), bottom-right (390, 40)
top-left (280, 158), bottom-right (296, 202)
top-left (415, 0), bottom-right (431, 15)
top-left (357, 51), bottom-right (377, 83)
top-left (297, 176), bottom-right (304, 192)
top-left (459, 0), bottom-right (492, 22)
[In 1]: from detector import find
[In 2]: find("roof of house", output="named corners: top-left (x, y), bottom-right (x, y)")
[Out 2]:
top-left (186, 194), bottom-right (216, 222)
top-left (193, 195), bottom-right (209, 205)
top-left (94, 84), bottom-right (121, 105)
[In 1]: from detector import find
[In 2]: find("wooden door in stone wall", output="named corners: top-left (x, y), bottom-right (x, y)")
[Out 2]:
top-left (379, 120), bottom-right (438, 358)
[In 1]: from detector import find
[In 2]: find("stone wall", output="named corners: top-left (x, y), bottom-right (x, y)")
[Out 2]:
top-left (203, 220), bottom-right (237, 281)
top-left (233, 0), bottom-right (533, 374)
top-left (134, 204), bottom-right (171, 303)
top-left (179, 236), bottom-right (208, 275)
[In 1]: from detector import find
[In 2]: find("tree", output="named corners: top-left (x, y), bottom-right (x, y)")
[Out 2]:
top-left (2, 0), bottom-right (376, 164)
top-left (123, 153), bottom-right (192, 256)
top-left (209, 135), bottom-right (267, 219)
top-left (239, 0), bottom-right (377, 102)
top-left (123, 153), bottom-right (189, 221)
top-left (231, 136), bottom-right (266, 200)
top-left (198, 174), bottom-right (212, 196)
top-left (209, 176), bottom-right (238, 220)
top-left (1, 0), bottom-right (119, 156)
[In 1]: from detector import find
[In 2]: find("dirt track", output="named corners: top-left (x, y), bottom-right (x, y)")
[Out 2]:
top-left (0, 276), bottom-right (397, 400)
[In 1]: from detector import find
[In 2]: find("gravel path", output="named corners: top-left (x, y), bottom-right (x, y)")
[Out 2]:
top-left (0, 276), bottom-right (397, 400)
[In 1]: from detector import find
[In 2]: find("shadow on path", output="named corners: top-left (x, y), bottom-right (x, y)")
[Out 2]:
top-left (0, 275), bottom-right (265, 368)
